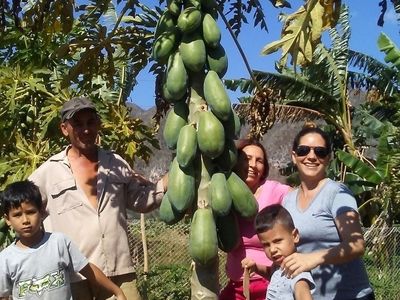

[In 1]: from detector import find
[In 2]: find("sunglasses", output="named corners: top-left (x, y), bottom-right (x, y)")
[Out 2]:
top-left (294, 145), bottom-right (330, 158)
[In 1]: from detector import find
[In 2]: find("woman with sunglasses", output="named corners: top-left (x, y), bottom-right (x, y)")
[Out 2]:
top-left (219, 139), bottom-right (290, 300)
top-left (282, 124), bottom-right (374, 300)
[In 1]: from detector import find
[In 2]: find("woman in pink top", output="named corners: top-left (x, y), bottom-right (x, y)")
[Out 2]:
top-left (219, 139), bottom-right (290, 300)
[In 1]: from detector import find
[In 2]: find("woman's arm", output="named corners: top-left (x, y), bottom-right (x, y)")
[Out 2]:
top-left (79, 263), bottom-right (127, 300)
top-left (281, 210), bottom-right (365, 278)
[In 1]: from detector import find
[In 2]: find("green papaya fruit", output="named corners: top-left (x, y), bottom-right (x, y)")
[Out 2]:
top-left (159, 193), bottom-right (185, 225)
top-left (165, 51), bottom-right (188, 100)
top-left (207, 44), bottom-right (228, 77)
top-left (202, 13), bottom-right (221, 48)
top-left (186, 0), bottom-right (201, 9)
top-left (152, 28), bottom-right (179, 63)
top-left (226, 172), bottom-right (259, 219)
top-left (167, 0), bottom-right (182, 16)
top-left (213, 138), bottom-right (238, 172)
top-left (177, 7), bottom-right (202, 33)
top-left (197, 111), bottom-right (225, 159)
top-left (179, 32), bottom-right (206, 72)
top-left (162, 70), bottom-right (186, 103)
top-left (209, 172), bottom-right (232, 216)
top-left (204, 70), bottom-right (231, 121)
top-left (163, 102), bottom-right (189, 149)
top-left (176, 124), bottom-right (198, 168)
top-left (168, 158), bottom-right (196, 212)
top-left (189, 208), bottom-right (218, 265)
top-left (216, 209), bottom-right (240, 252)
top-left (162, 82), bottom-right (177, 103)
top-left (154, 10), bottom-right (176, 40)
top-left (222, 109), bottom-right (241, 140)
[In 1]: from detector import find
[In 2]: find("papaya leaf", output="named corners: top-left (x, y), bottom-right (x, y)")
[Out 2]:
top-left (261, 0), bottom-right (340, 68)
top-left (60, 0), bottom-right (74, 34)
top-left (269, 0), bottom-right (291, 8)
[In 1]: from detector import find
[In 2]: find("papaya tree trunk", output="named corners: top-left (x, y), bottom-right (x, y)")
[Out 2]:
top-left (189, 76), bottom-right (219, 299)
top-left (190, 260), bottom-right (219, 300)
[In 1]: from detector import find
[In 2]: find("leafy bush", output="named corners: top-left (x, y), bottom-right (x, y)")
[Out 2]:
top-left (137, 264), bottom-right (191, 300)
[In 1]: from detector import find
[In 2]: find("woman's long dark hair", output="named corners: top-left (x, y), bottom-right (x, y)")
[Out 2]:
top-left (234, 138), bottom-right (270, 180)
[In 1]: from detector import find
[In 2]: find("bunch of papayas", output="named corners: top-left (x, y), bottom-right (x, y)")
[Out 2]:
top-left (154, 0), bottom-right (258, 266)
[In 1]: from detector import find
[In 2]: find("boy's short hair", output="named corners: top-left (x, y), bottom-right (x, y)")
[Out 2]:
top-left (0, 180), bottom-right (43, 215)
top-left (255, 204), bottom-right (295, 233)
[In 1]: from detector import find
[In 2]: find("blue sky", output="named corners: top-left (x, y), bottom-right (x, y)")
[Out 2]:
top-left (130, 1), bottom-right (399, 109)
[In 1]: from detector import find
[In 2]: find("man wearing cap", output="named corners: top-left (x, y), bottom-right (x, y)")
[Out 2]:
top-left (29, 97), bottom-right (166, 300)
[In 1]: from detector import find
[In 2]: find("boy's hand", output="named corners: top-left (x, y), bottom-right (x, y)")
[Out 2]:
top-left (241, 257), bottom-right (257, 276)
top-left (80, 263), bottom-right (128, 299)
top-left (241, 258), bottom-right (271, 278)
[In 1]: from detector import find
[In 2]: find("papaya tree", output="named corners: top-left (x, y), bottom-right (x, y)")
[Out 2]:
top-left (0, 1), bottom-right (160, 245)
top-left (149, 0), bottom-right (348, 298)
top-left (151, 0), bottom-right (259, 298)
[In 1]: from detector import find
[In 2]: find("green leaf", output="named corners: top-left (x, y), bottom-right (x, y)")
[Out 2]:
top-left (377, 33), bottom-right (400, 71)
top-left (343, 173), bottom-right (377, 195)
top-left (336, 150), bottom-right (383, 184)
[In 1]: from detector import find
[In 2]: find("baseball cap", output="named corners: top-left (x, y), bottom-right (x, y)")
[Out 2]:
top-left (60, 97), bottom-right (97, 122)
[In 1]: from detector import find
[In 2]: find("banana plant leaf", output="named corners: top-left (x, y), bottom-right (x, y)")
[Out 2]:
top-left (336, 150), bottom-right (383, 185)
top-left (343, 173), bottom-right (377, 195)
top-left (377, 33), bottom-right (400, 72)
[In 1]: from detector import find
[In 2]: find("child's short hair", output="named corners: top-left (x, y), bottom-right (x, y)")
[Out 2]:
top-left (0, 180), bottom-right (42, 215)
top-left (255, 204), bottom-right (295, 233)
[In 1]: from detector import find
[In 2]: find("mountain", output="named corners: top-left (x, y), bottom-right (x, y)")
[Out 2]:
top-left (126, 103), bottom-right (174, 183)
top-left (126, 103), bottom-right (296, 184)
top-left (127, 88), bottom-right (368, 183)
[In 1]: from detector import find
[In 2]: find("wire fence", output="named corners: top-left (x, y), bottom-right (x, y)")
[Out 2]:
top-left (128, 217), bottom-right (400, 300)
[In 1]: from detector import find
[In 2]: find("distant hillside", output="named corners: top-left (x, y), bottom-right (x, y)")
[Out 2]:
top-left (126, 103), bottom-right (296, 184)
top-left (127, 103), bottom-right (173, 183)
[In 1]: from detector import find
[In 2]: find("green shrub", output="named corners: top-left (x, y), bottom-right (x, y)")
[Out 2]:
top-left (137, 264), bottom-right (191, 300)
